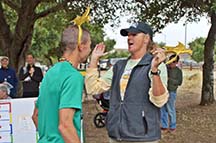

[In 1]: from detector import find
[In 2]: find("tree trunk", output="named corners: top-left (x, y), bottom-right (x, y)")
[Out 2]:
top-left (45, 55), bottom-right (54, 66)
top-left (0, 2), bottom-right (13, 58)
top-left (9, 25), bottom-right (34, 72)
top-left (200, 12), bottom-right (216, 105)
top-left (8, 0), bottom-right (39, 72)
top-left (0, 0), bottom-right (68, 97)
top-left (0, 1), bottom-right (39, 98)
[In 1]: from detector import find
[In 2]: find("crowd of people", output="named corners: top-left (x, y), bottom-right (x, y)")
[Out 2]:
top-left (0, 21), bottom-right (183, 143)
top-left (0, 53), bottom-right (43, 99)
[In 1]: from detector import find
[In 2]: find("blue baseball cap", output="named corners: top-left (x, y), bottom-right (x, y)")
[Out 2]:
top-left (120, 22), bottom-right (153, 40)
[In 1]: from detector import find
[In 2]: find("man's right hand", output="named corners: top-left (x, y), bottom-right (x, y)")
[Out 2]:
top-left (29, 67), bottom-right (35, 76)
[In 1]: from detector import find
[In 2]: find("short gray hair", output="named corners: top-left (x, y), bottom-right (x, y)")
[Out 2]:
top-left (0, 84), bottom-right (8, 95)
top-left (60, 25), bottom-right (90, 54)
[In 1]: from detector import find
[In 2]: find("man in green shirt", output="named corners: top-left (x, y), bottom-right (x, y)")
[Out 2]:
top-left (32, 25), bottom-right (91, 143)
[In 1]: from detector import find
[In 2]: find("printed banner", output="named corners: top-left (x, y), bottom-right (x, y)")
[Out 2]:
top-left (0, 98), bottom-right (37, 143)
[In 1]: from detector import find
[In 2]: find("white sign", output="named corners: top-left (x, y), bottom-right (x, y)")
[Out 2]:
top-left (0, 98), bottom-right (37, 143)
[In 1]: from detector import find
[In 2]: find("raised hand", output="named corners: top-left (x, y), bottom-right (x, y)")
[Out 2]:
top-left (89, 43), bottom-right (106, 68)
top-left (29, 67), bottom-right (35, 77)
top-left (91, 43), bottom-right (106, 60)
top-left (151, 47), bottom-right (166, 72)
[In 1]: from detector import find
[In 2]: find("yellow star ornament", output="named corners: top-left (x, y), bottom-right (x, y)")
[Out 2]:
top-left (164, 42), bottom-right (193, 64)
top-left (72, 7), bottom-right (90, 45)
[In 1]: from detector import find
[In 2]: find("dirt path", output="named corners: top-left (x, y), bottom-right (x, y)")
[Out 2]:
top-left (83, 69), bottom-right (216, 143)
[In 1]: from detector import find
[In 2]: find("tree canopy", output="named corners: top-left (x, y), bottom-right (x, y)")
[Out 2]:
top-left (189, 37), bottom-right (206, 63)
top-left (1, 0), bottom-right (216, 104)
top-left (189, 37), bottom-right (216, 63)
top-left (0, 0), bottom-right (131, 70)
top-left (131, 0), bottom-right (216, 105)
top-left (132, 0), bottom-right (214, 32)
top-left (30, 13), bottom-right (116, 66)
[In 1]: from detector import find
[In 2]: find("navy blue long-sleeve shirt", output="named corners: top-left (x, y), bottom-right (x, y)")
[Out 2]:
top-left (0, 67), bottom-right (18, 97)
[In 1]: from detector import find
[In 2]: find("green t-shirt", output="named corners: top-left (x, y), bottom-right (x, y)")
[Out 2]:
top-left (167, 66), bottom-right (183, 91)
top-left (37, 61), bottom-right (84, 143)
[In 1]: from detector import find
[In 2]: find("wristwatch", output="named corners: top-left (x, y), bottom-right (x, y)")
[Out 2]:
top-left (150, 69), bottom-right (161, 75)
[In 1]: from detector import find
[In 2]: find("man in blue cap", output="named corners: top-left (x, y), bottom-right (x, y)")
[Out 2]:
top-left (85, 22), bottom-right (169, 143)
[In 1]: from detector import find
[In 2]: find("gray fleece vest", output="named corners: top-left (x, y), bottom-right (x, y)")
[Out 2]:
top-left (106, 53), bottom-right (161, 142)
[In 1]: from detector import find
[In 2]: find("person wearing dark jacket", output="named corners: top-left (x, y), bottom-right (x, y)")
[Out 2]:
top-left (19, 54), bottom-right (43, 97)
top-left (85, 22), bottom-right (169, 143)
top-left (0, 56), bottom-right (18, 98)
top-left (160, 55), bottom-right (183, 133)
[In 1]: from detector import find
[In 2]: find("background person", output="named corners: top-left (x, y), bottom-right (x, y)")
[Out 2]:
top-left (0, 83), bottom-right (12, 99)
top-left (160, 54), bottom-right (183, 133)
top-left (0, 56), bottom-right (18, 98)
top-left (19, 53), bottom-right (43, 97)
top-left (85, 22), bottom-right (169, 143)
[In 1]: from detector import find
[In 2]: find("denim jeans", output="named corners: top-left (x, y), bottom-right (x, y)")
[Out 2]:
top-left (160, 91), bottom-right (176, 129)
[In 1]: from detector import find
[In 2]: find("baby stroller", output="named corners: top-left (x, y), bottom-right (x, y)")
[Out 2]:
top-left (93, 90), bottom-right (110, 128)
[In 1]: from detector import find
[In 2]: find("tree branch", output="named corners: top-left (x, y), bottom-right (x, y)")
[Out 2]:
top-left (2, 0), bottom-right (20, 12)
top-left (135, 0), bottom-right (149, 13)
top-left (34, 0), bottom-right (69, 20)
top-left (136, 0), bottom-right (148, 8)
